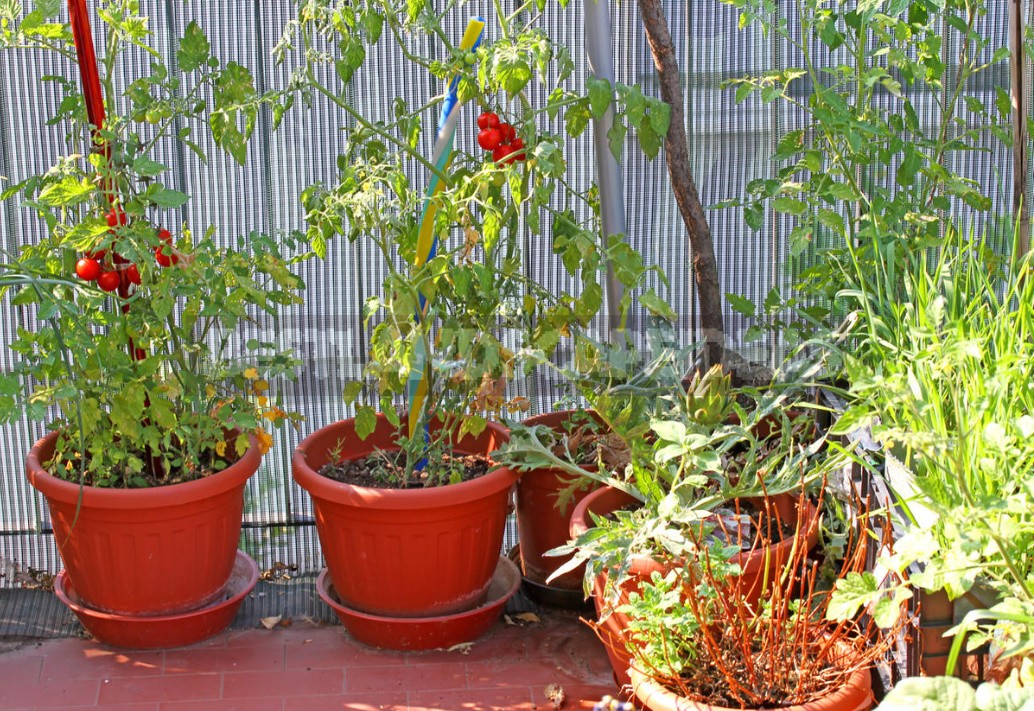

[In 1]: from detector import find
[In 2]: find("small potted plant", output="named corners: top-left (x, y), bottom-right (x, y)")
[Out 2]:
top-left (500, 340), bottom-right (836, 685)
top-left (623, 503), bottom-right (907, 711)
top-left (280, 1), bottom-right (666, 648)
top-left (511, 407), bottom-right (622, 599)
top-left (0, 1), bottom-right (301, 647)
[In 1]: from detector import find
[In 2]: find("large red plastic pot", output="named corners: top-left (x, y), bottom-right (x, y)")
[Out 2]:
top-left (630, 663), bottom-right (873, 711)
top-left (570, 486), bottom-right (820, 687)
top-left (292, 414), bottom-right (518, 618)
top-left (26, 430), bottom-right (261, 616)
top-left (514, 409), bottom-right (602, 589)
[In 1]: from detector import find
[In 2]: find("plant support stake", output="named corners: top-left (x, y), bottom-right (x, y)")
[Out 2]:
top-left (583, 0), bottom-right (626, 344)
top-left (1010, 0), bottom-right (1030, 259)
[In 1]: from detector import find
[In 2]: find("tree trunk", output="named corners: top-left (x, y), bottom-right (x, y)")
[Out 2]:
top-left (636, 0), bottom-right (725, 369)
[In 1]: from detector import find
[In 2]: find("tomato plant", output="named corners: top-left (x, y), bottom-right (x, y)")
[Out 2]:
top-left (0, 0), bottom-right (304, 487)
top-left (283, 0), bottom-right (673, 483)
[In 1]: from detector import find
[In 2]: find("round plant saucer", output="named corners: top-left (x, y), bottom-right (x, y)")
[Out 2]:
top-left (507, 544), bottom-right (593, 612)
top-left (54, 550), bottom-right (258, 649)
top-left (316, 555), bottom-right (520, 651)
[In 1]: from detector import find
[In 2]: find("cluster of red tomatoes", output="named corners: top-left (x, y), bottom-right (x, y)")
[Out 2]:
top-left (74, 209), bottom-right (180, 292)
top-left (476, 112), bottom-right (525, 164)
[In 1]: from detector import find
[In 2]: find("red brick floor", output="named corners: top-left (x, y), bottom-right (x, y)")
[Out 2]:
top-left (0, 609), bottom-right (619, 710)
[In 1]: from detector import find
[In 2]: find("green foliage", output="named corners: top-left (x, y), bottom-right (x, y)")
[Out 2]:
top-left (828, 227), bottom-right (1034, 667)
top-left (877, 671), bottom-right (1034, 711)
top-left (718, 0), bottom-right (1009, 342)
top-left (498, 336), bottom-right (844, 591)
top-left (0, 1), bottom-right (305, 487)
top-left (283, 0), bottom-right (666, 484)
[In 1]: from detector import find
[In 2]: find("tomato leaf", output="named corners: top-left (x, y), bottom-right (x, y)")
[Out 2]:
top-left (177, 21), bottom-right (210, 73)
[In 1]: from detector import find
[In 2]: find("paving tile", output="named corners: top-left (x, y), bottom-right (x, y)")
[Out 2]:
top-left (0, 648), bottom-right (44, 681)
top-left (222, 668), bottom-right (344, 698)
top-left (98, 673), bottom-right (222, 704)
top-left (407, 686), bottom-right (536, 710)
top-left (39, 645), bottom-right (164, 680)
top-left (404, 633), bottom-right (527, 666)
top-left (282, 693), bottom-right (408, 711)
top-left (0, 677), bottom-right (100, 708)
top-left (164, 644), bottom-right (284, 674)
top-left (159, 698), bottom-right (284, 711)
top-left (527, 633), bottom-right (614, 683)
top-left (464, 658), bottom-right (589, 689)
top-left (284, 634), bottom-right (404, 670)
top-left (345, 663), bottom-right (467, 694)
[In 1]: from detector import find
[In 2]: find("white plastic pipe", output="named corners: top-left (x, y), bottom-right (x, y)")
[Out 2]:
top-left (584, 0), bottom-right (627, 342)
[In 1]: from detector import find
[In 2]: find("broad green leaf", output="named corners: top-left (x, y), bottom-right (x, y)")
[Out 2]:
top-left (877, 677), bottom-right (977, 711)
top-left (641, 289), bottom-right (677, 322)
top-left (37, 177), bottom-right (93, 206)
top-left (726, 293), bottom-right (756, 317)
top-left (494, 46), bottom-right (532, 94)
top-left (826, 571), bottom-right (882, 622)
top-left (177, 21), bottom-right (210, 73)
top-left (132, 156), bottom-right (168, 177)
top-left (772, 196), bottom-right (807, 215)
top-left (607, 119), bottom-right (626, 161)
top-left (342, 381), bottom-right (364, 404)
top-left (587, 76), bottom-right (612, 119)
top-left (647, 100), bottom-right (671, 136)
top-left (147, 185), bottom-right (190, 208)
top-left (651, 420), bottom-right (687, 444)
top-left (638, 122), bottom-right (662, 159)
top-left (565, 101), bottom-right (592, 138)
top-left (355, 405), bottom-right (378, 440)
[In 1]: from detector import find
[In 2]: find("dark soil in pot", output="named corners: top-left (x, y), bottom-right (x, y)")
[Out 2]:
top-left (318, 450), bottom-right (493, 488)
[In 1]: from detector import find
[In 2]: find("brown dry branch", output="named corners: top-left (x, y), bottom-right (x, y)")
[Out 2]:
top-left (627, 481), bottom-right (909, 707)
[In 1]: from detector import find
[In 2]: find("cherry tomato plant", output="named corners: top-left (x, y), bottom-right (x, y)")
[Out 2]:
top-left (277, 0), bottom-right (674, 483)
top-left (0, 1), bottom-right (304, 487)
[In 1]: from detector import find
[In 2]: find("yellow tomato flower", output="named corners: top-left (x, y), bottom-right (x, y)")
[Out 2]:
top-left (244, 367), bottom-right (259, 379)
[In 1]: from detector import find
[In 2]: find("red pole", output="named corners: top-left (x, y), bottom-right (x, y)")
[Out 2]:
top-left (67, 0), bottom-right (106, 140)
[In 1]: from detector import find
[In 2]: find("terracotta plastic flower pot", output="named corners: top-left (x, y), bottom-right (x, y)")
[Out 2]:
top-left (630, 663), bottom-right (873, 711)
top-left (25, 430), bottom-right (261, 616)
top-left (570, 486), bottom-right (819, 687)
top-left (514, 409), bottom-right (602, 590)
top-left (292, 414), bottom-right (518, 618)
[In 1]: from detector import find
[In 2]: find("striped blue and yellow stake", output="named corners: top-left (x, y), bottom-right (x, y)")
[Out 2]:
top-left (408, 17), bottom-right (486, 441)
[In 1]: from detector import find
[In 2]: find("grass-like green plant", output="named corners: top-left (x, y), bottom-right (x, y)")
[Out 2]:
top-left (828, 226), bottom-right (1034, 669)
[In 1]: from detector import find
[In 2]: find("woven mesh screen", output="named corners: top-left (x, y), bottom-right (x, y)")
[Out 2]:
top-left (0, 1), bottom-right (1022, 591)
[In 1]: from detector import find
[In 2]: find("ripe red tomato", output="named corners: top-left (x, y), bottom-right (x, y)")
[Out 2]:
top-left (498, 123), bottom-right (516, 144)
top-left (477, 112), bottom-right (500, 130)
top-left (158, 228), bottom-right (172, 243)
top-left (492, 144), bottom-right (515, 163)
top-left (134, 347), bottom-right (147, 360)
top-left (105, 209), bottom-right (127, 228)
top-left (126, 264), bottom-right (141, 285)
top-left (86, 248), bottom-right (106, 261)
top-left (509, 138), bottom-right (526, 162)
top-left (477, 128), bottom-right (503, 151)
top-left (75, 258), bottom-right (101, 281)
top-left (97, 270), bottom-right (120, 292)
top-left (155, 245), bottom-right (179, 267)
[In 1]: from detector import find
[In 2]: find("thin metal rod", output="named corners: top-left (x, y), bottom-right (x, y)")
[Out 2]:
top-left (584, 0), bottom-right (627, 343)
top-left (1010, 0), bottom-right (1030, 258)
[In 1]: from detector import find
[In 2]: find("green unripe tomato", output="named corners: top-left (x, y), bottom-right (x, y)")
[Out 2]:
top-left (463, 51), bottom-right (477, 66)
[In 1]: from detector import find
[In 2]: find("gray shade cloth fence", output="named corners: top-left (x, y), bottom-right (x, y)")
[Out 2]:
top-left (0, 0), bottom-right (1022, 604)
